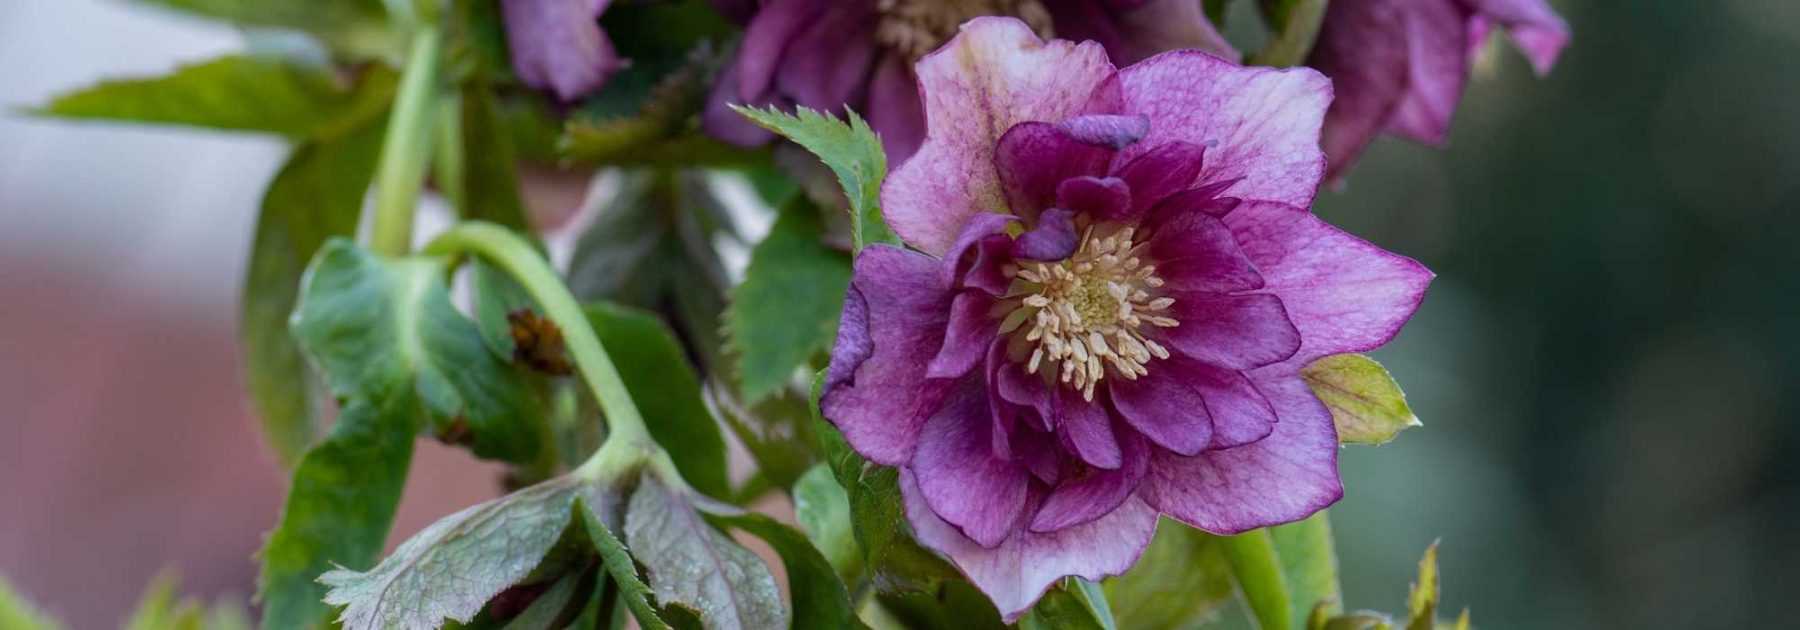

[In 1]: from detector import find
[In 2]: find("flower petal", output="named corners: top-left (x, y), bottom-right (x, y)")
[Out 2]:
top-left (1046, 0), bottom-right (1239, 65)
top-left (942, 212), bottom-right (1019, 293)
top-left (1140, 375), bottom-right (1341, 534)
top-left (1012, 208), bottom-right (1080, 261)
top-left (1108, 360), bottom-right (1214, 456)
top-left (1055, 388), bottom-right (1122, 470)
top-left (1057, 176), bottom-right (1133, 220)
top-left (995, 122), bottom-right (1116, 220)
top-left (1156, 293), bottom-right (1301, 370)
top-left (883, 17), bottom-right (1116, 255)
top-left (1308, 0), bottom-right (1410, 178)
top-left (1117, 51), bottom-right (1331, 210)
top-left (913, 377), bottom-right (1031, 548)
top-left (1115, 141), bottom-right (1208, 216)
top-left (1385, 0), bottom-right (1470, 145)
top-left (1171, 358), bottom-right (1278, 449)
top-left (502, 0), bottom-right (623, 101)
top-left (1222, 201), bottom-right (1433, 367)
top-left (902, 472), bottom-right (1158, 622)
top-left (732, 0), bottom-right (829, 100)
top-left (927, 291), bottom-right (997, 379)
top-left (1143, 179), bottom-right (1243, 226)
top-left (1059, 114), bottom-right (1150, 149)
top-left (775, 2), bottom-right (879, 110)
top-left (866, 52), bottom-right (928, 163)
top-left (1029, 425), bottom-right (1149, 532)
top-left (1146, 210), bottom-right (1264, 294)
top-left (1466, 0), bottom-right (1570, 75)
top-left (820, 246), bottom-right (957, 466)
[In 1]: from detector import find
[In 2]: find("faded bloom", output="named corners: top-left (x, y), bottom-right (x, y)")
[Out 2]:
top-left (819, 18), bottom-right (1432, 619)
top-left (1309, 0), bottom-right (1569, 177)
top-left (703, 0), bottom-right (1235, 162)
top-left (501, 0), bottom-right (625, 101)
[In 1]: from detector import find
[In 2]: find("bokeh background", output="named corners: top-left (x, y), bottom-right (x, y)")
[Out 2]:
top-left (2, 1), bottom-right (1795, 628)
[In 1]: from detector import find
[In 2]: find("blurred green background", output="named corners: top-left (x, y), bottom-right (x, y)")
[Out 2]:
top-left (1315, 2), bottom-right (1799, 627)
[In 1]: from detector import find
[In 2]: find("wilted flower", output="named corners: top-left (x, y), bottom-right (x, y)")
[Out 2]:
top-left (819, 18), bottom-right (1432, 619)
top-left (1309, 0), bottom-right (1569, 177)
top-left (502, 0), bottom-right (625, 101)
top-left (703, 0), bottom-right (1235, 162)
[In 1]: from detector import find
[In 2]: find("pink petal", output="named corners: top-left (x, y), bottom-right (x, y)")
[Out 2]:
top-left (1465, 0), bottom-right (1570, 75)
top-left (733, 0), bottom-right (829, 100)
top-left (1155, 293), bottom-right (1301, 370)
top-left (502, 0), bottom-right (623, 102)
top-left (1114, 141), bottom-right (1208, 217)
top-left (994, 122), bottom-right (1116, 220)
top-left (901, 472), bottom-right (1159, 622)
top-left (775, 2), bottom-right (879, 110)
top-left (1116, 51), bottom-right (1332, 210)
top-left (1309, 0), bottom-right (1410, 178)
top-left (883, 17), bottom-right (1117, 255)
top-left (913, 377), bottom-right (1032, 548)
top-left (1146, 211), bottom-right (1265, 294)
top-left (1385, 0), bottom-right (1470, 145)
top-left (1056, 176), bottom-right (1133, 220)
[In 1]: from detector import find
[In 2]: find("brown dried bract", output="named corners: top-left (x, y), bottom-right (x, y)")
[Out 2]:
top-left (507, 309), bottom-right (574, 376)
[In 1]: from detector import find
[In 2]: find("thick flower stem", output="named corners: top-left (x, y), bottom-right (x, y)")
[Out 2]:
top-left (1249, 0), bottom-right (1330, 68)
top-left (369, 26), bottom-right (444, 257)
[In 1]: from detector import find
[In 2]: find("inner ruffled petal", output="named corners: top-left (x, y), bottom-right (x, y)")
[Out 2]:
top-left (1146, 211), bottom-right (1265, 293)
top-left (1056, 176), bottom-right (1133, 221)
top-left (1113, 140), bottom-right (1208, 218)
top-left (1029, 423), bottom-right (1149, 532)
top-left (1152, 292), bottom-right (1302, 371)
top-left (913, 376), bottom-right (1032, 548)
top-left (994, 122), bottom-right (1116, 218)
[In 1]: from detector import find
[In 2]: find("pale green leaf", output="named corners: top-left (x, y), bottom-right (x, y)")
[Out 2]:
top-left (36, 56), bottom-right (392, 138)
top-left (133, 0), bottom-right (397, 58)
top-left (1405, 543), bottom-right (1440, 630)
top-left (585, 302), bottom-right (731, 499)
top-left (1103, 518), bottom-right (1233, 630)
top-left (792, 464), bottom-right (859, 583)
top-left (1222, 529), bottom-right (1292, 630)
top-left (319, 476), bottom-right (589, 630)
top-left (731, 105), bottom-right (895, 251)
top-left (624, 478), bottom-right (787, 630)
top-left (726, 194), bottom-right (851, 402)
top-left (0, 575), bottom-right (63, 630)
top-left (1272, 512), bottom-right (1344, 623)
top-left (1302, 354), bottom-right (1421, 445)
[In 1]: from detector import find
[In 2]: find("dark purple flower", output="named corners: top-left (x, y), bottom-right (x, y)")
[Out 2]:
top-left (502, 0), bottom-right (626, 101)
top-left (819, 18), bottom-right (1432, 618)
top-left (1309, 0), bottom-right (1569, 177)
top-left (703, 0), bottom-right (1235, 163)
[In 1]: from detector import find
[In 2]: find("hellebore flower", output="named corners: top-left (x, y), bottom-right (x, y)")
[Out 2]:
top-left (1309, 0), bottom-right (1569, 177)
top-left (703, 0), bottom-right (1236, 162)
top-left (502, 0), bottom-right (625, 101)
top-left (818, 18), bottom-right (1432, 619)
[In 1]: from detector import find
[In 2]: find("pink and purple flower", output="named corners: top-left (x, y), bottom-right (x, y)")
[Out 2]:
top-left (703, 0), bottom-right (1235, 162)
top-left (818, 18), bottom-right (1432, 618)
top-left (501, 0), bottom-right (625, 102)
top-left (1309, 0), bottom-right (1569, 177)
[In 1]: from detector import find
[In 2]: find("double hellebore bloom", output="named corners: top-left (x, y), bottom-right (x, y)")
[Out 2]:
top-left (704, 0), bottom-right (1235, 162)
top-left (819, 19), bottom-right (1432, 619)
top-left (1309, 0), bottom-right (1570, 177)
top-left (501, 0), bottom-right (625, 101)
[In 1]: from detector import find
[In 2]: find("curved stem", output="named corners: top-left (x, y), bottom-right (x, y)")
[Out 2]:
top-left (369, 26), bottom-right (444, 256)
top-left (423, 222), bottom-right (653, 456)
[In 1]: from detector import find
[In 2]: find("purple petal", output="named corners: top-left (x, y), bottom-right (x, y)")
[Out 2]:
top-left (1114, 141), bottom-right (1209, 217)
top-left (1117, 52), bottom-right (1331, 210)
top-left (775, 2), bottom-right (879, 110)
top-left (913, 377), bottom-right (1031, 548)
top-left (994, 122), bottom-right (1115, 219)
top-left (820, 246), bottom-right (957, 466)
top-left (1011, 208), bottom-right (1079, 261)
top-left (1108, 360), bottom-right (1214, 456)
top-left (1140, 375), bottom-right (1341, 534)
top-left (1059, 114), bottom-right (1150, 149)
top-left (942, 212), bottom-right (1018, 292)
top-left (866, 52), bottom-right (928, 164)
top-left (502, 0), bottom-right (623, 101)
top-left (901, 472), bottom-right (1158, 622)
top-left (1168, 357), bottom-right (1277, 449)
top-left (1146, 211), bottom-right (1264, 294)
top-left (1222, 201), bottom-right (1433, 367)
top-left (1057, 176), bottom-right (1133, 220)
top-left (927, 292), bottom-right (997, 379)
top-left (1055, 388), bottom-right (1122, 470)
top-left (883, 18), bottom-right (1117, 255)
top-left (1030, 426), bottom-right (1149, 532)
top-left (1046, 0), bottom-right (1239, 65)
top-left (733, 0), bottom-right (827, 100)
top-left (1466, 0), bottom-right (1570, 75)
top-left (1155, 293), bottom-right (1301, 371)
top-left (1385, 0), bottom-right (1470, 145)
top-left (1143, 180), bottom-right (1244, 226)
top-left (1308, 0), bottom-right (1410, 179)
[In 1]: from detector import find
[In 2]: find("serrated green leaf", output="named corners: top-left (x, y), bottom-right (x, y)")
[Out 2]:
top-left (577, 496), bottom-right (671, 630)
top-left (1021, 578), bottom-right (1116, 630)
top-left (36, 56), bottom-right (391, 138)
top-left (584, 302), bottom-right (731, 499)
top-left (291, 240), bottom-right (544, 462)
top-left (1103, 518), bottom-right (1233, 630)
top-left (712, 512), bottom-right (865, 630)
top-left (240, 118), bottom-right (385, 470)
top-left (0, 575), bottom-right (63, 630)
top-left (1405, 543), bottom-right (1439, 630)
top-left (731, 105), bottom-right (895, 251)
top-left (1303, 354), bottom-right (1421, 446)
top-left (793, 464), bottom-right (860, 583)
top-left (624, 478), bottom-right (788, 630)
top-left (319, 476), bottom-right (589, 629)
top-left (727, 195), bottom-right (852, 402)
top-left (258, 393), bottom-right (415, 630)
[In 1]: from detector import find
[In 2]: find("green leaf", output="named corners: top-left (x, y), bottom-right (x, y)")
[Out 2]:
top-left (792, 464), bottom-right (860, 583)
top-left (36, 56), bottom-right (392, 138)
top-left (124, 572), bottom-right (208, 630)
top-left (731, 105), bottom-right (895, 251)
top-left (258, 394), bottom-right (415, 630)
top-left (726, 194), bottom-right (852, 402)
top-left (458, 84), bottom-right (533, 231)
top-left (584, 302), bottom-right (731, 499)
top-left (240, 118), bottom-right (385, 469)
top-left (1020, 578), bottom-right (1116, 630)
top-left (1222, 529), bottom-right (1291, 630)
top-left (712, 513), bottom-right (864, 630)
top-left (1302, 354), bottom-right (1421, 446)
top-left (133, 0), bottom-right (397, 59)
top-left (624, 478), bottom-right (788, 630)
top-left (320, 476), bottom-right (590, 629)
top-left (291, 240), bottom-right (544, 462)
top-left (499, 571), bottom-right (585, 630)
top-left (0, 575), bottom-right (63, 630)
top-left (1103, 518), bottom-right (1234, 630)
top-left (1224, 512), bottom-right (1344, 630)
top-left (1404, 543), bottom-right (1439, 630)
top-left (577, 497), bottom-right (672, 630)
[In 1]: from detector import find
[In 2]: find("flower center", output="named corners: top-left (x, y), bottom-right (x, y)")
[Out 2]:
top-left (1004, 226), bottom-right (1177, 401)
top-left (875, 0), bottom-right (1054, 60)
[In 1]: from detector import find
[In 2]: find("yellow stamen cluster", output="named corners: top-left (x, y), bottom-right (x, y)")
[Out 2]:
top-left (875, 0), bottom-right (1054, 60)
top-left (1002, 226), bottom-right (1178, 401)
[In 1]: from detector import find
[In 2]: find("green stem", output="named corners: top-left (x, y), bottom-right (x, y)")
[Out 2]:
top-left (369, 26), bottom-right (444, 256)
top-left (423, 222), bottom-right (653, 455)
top-left (1248, 0), bottom-right (1330, 68)
top-left (432, 93), bottom-right (466, 216)
top-left (1221, 529), bottom-right (1293, 630)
